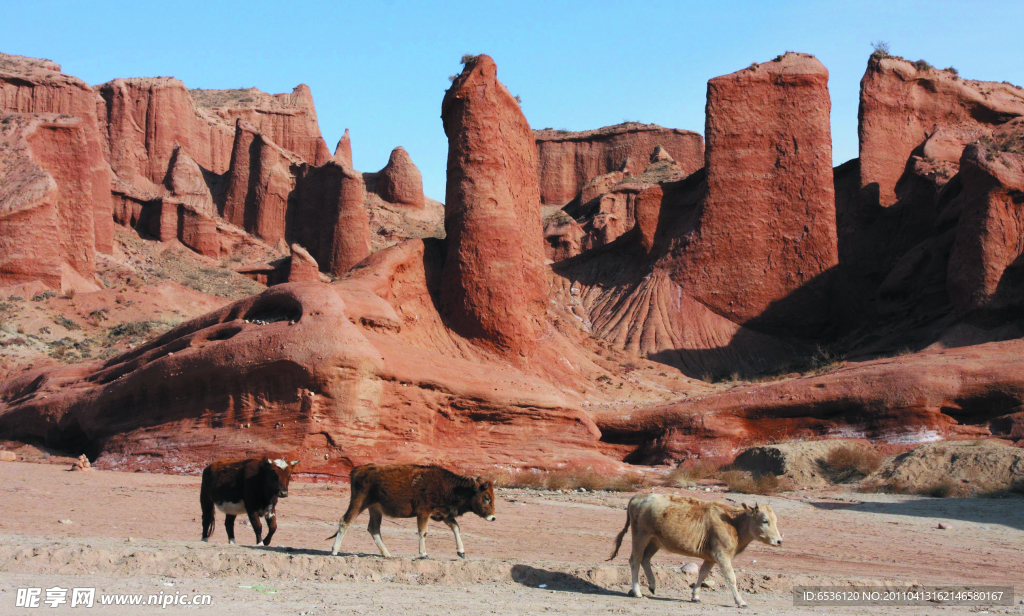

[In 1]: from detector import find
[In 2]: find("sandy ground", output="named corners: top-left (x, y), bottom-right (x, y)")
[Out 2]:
top-left (0, 462), bottom-right (1021, 615)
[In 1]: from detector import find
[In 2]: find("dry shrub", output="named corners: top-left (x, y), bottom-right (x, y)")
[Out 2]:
top-left (494, 468), bottom-right (651, 492)
top-left (820, 444), bottom-right (883, 483)
top-left (666, 458), bottom-right (722, 487)
top-left (721, 470), bottom-right (791, 495)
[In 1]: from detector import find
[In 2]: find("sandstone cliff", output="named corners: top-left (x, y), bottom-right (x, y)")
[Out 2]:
top-left (534, 123), bottom-right (704, 205)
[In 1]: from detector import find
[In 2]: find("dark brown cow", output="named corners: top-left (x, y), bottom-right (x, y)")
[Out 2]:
top-left (200, 457), bottom-right (298, 546)
top-left (328, 464), bottom-right (496, 559)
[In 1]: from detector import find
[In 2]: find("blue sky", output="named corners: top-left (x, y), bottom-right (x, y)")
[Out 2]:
top-left (6, 0), bottom-right (1022, 201)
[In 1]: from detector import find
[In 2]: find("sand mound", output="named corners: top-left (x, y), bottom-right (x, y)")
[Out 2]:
top-left (867, 440), bottom-right (1024, 495)
top-left (731, 440), bottom-right (877, 487)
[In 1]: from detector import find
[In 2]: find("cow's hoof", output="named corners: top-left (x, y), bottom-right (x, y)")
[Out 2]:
top-left (691, 598), bottom-right (701, 604)
top-left (648, 588), bottom-right (656, 596)
top-left (229, 539), bottom-right (236, 545)
top-left (457, 552), bottom-right (465, 559)
top-left (414, 555), bottom-right (429, 561)
top-left (201, 537), bottom-right (208, 543)
top-left (737, 603), bottom-right (748, 609)
top-left (628, 589), bottom-right (643, 599)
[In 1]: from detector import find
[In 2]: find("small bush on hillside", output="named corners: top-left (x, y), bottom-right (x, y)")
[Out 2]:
top-left (460, 54), bottom-right (479, 65)
top-left (912, 59), bottom-right (933, 72)
top-left (722, 470), bottom-right (791, 495)
top-left (819, 444), bottom-right (883, 483)
top-left (871, 40), bottom-right (891, 58)
top-left (494, 468), bottom-right (652, 492)
top-left (667, 458), bottom-right (722, 487)
top-left (52, 315), bottom-right (81, 331)
top-left (945, 66), bottom-right (959, 77)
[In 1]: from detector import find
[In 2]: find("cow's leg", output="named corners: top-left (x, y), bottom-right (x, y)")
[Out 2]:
top-left (331, 488), bottom-right (369, 556)
top-left (200, 491), bottom-right (215, 542)
top-left (248, 510), bottom-right (264, 546)
top-left (641, 541), bottom-right (660, 595)
top-left (443, 517), bottom-right (465, 558)
top-left (714, 553), bottom-right (746, 608)
top-left (627, 534), bottom-right (648, 598)
top-left (414, 513), bottom-right (430, 560)
top-left (691, 559), bottom-right (714, 603)
top-left (262, 510), bottom-right (278, 547)
top-left (366, 505), bottom-right (392, 558)
top-left (224, 514), bottom-right (237, 545)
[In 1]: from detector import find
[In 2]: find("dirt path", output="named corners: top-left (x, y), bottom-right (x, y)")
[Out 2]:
top-left (0, 462), bottom-right (1020, 615)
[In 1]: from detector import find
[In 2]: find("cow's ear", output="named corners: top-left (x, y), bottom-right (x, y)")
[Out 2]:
top-left (480, 481), bottom-right (492, 491)
top-left (742, 503), bottom-right (750, 511)
top-left (289, 460), bottom-right (299, 467)
top-left (475, 476), bottom-right (484, 483)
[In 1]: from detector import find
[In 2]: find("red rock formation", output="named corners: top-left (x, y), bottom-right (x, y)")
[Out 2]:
top-left (165, 147), bottom-right (216, 217)
top-left (859, 55), bottom-right (1024, 207)
top-left (543, 212), bottom-right (584, 262)
top-left (593, 338), bottom-right (1024, 463)
top-left (333, 128), bottom-right (352, 167)
top-left (96, 77), bottom-right (236, 192)
top-left (0, 254), bottom-right (613, 474)
top-left (221, 119), bottom-right (302, 245)
top-left (1, 53), bottom-right (112, 254)
top-left (675, 53), bottom-right (838, 329)
top-left (0, 113), bottom-right (101, 292)
top-left (292, 161), bottom-right (371, 276)
top-left (534, 123), bottom-right (704, 205)
top-left (287, 244), bottom-right (322, 283)
top-left (440, 55), bottom-right (547, 356)
top-left (191, 85), bottom-right (331, 165)
top-left (375, 146), bottom-right (425, 208)
top-left (947, 126), bottom-right (1024, 316)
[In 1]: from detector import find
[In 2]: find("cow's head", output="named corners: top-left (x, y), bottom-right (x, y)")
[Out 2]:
top-left (469, 477), bottom-right (496, 521)
top-left (743, 502), bottom-right (782, 547)
top-left (262, 458), bottom-right (299, 498)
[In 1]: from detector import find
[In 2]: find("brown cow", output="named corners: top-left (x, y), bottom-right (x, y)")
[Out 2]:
top-left (200, 457), bottom-right (298, 546)
top-left (328, 464), bottom-right (496, 559)
top-left (609, 493), bottom-right (782, 607)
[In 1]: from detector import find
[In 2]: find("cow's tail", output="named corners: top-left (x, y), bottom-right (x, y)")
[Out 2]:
top-left (607, 509), bottom-right (631, 561)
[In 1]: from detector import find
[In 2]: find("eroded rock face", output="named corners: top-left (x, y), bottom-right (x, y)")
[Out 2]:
top-left (947, 131), bottom-right (1024, 317)
top-left (534, 123), bottom-right (704, 205)
top-left (592, 338), bottom-right (1024, 463)
top-left (221, 119), bottom-right (302, 245)
top-left (675, 53), bottom-right (838, 331)
top-left (1, 53), bottom-right (112, 255)
top-left (292, 161), bottom-right (371, 276)
top-left (376, 146), bottom-right (425, 208)
top-left (859, 55), bottom-right (1024, 207)
top-left (0, 114), bottom-right (101, 292)
top-left (440, 55), bottom-right (547, 356)
top-left (333, 128), bottom-right (352, 167)
top-left (165, 147), bottom-right (216, 217)
top-left (0, 251), bottom-right (611, 474)
top-left (191, 84), bottom-right (332, 166)
top-left (287, 244), bottom-right (322, 283)
top-left (96, 77), bottom-right (235, 190)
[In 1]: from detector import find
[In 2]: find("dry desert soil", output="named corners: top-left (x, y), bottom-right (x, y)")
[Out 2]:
top-left (0, 462), bottom-right (1021, 615)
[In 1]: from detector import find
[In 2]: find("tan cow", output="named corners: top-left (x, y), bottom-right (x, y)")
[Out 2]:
top-left (609, 493), bottom-right (782, 607)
